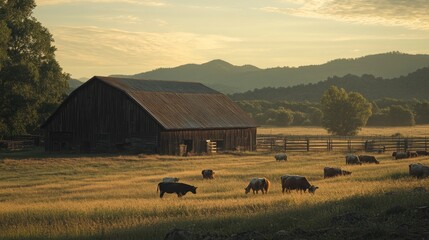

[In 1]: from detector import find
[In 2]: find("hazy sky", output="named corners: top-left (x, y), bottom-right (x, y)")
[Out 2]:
top-left (33, 0), bottom-right (429, 79)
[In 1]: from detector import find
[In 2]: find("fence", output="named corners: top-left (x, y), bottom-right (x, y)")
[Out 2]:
top-left (257, 135), bottom-right (429, 153)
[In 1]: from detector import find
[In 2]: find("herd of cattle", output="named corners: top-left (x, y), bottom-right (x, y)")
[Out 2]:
top-left (156, 151), bottom-right (429, 199)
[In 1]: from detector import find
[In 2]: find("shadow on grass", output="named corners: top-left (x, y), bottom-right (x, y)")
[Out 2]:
top-left (9, 188), bottom-right (428, 240)
top-left (0, 147), bottom-right (143, 160)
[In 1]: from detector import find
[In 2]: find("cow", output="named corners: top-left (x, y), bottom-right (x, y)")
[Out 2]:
top-left (281, 175), bottom-right (318, 194)
top-left (274, 153), bottom-right (288, 161)
top-left (323, 167), bottom-right (352, 178)
top-left (201, 169), bottom-right (215, 179)
top-left (244, 177), bottom-right (270, 194)
top-left (346, 154), bottom-right (361, 165)
top-left (416, 150), bottom-right (429, 156)
top-left (395, 152), bottom-right (410, 160)
top-left (162, 177), bottom-right (180, 183)
top-left (157, 182), bottom-right (197, 198)
top-left (358, 155), bottom-right (380, 164)
top-left (408, 151), bottom-right (418, 158)
top-left (409, 163), bottom-right (429, 179)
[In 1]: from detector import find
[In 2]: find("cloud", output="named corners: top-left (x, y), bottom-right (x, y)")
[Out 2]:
top-left (261, 0), bottom-right (429, 30)
top-left (50, 26), bottom-right (240, 77)
top-left (36, 0), bottom-right (168, 7)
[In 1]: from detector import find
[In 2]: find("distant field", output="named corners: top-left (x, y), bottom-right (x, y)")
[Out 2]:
top-left (258, 125), bottom-right (429, 137)
top-left (0, 149), bottom-right (428, 239)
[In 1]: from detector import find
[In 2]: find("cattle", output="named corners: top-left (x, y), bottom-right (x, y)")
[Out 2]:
top-left (274, 153), bottom-right (288, 161)
top-left (244, 177), bottom-right (271, 194)
top-left (416, 150), bottom-right (429, 156)
top-left (394, 152), bottom-right (409, 160)
top-left (358, 155), bottom-right (380, 164)
top-left (281, 175), bottom-right (318, 194)
top-left (409, 163), bottom-right (429, 179)
top-left (323, 167), bottom-right (352, 178)
top-left (201, 169), bottom-right (215, 179)
top-left (157, 182), bottom-right (197, 198)
top-left (409, 151), bottom-right (418, 158)
top-left (162, 177), bottom-right (180, 183)
top-left (345, 154), bottom-right (361, 165)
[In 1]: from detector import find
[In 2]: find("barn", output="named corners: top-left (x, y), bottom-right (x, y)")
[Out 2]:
top-left (41, 76), bottom-right (257, 155)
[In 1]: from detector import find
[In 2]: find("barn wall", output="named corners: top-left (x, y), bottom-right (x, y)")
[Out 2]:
top-left (159, 128), bottom-right (256, 155)
top-left (43, 80), bottom-right (162, 152)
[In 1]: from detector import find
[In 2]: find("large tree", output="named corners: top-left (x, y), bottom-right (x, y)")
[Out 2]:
top-left (0, 0), bottom-right (69, 138)
top-left (321, 86), bottom-right (372, 136)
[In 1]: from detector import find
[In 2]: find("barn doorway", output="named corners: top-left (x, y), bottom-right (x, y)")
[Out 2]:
top-left (183, 139), bottom-right (193, 153)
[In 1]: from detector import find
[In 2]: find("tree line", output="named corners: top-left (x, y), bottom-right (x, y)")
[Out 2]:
top-left (237, 94), bottom-right (429, 129)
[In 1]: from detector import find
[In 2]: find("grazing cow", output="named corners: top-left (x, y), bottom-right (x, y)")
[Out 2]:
top-left (323, 167), bottom-right (352, 178)
top-left (157, 182), bottom-right (197, 198)
top-left (244, 177), bottom-right (271, 194)
top-left (162, 177), bottom-right (180, 183)
top-left (274, 153), bottom-right (288, 161)
top-left (281, 175), bottom-right (318, 194)
top-left (201, 169), bottom-right (215, 179)
top-left (358, 155), bottom-right (380, 164)
top-left (346, 154), bottom-right (361, 165)
top-left (395, 152), bottom-right (410, 160)
top-left (409, 163), bottom-right (429, 179)
top-left (408, 151), bottom-right (418, 158)
top-left (416, 150), bottom-right (429, 156)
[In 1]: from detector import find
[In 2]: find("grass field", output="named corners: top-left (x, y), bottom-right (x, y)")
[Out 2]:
top-left (258, 124), bottom-right (429, 137)
top-left (1, 148), bottom-right (429, 239)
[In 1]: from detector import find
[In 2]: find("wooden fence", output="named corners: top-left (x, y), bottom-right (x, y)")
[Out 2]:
top-left (257, 135), bottom-right (429, 153)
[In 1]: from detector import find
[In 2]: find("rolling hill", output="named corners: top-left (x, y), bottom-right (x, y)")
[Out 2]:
top-left (229, 67), bottom-right (429, 102)
top-left (114, 52), bottom-right (429, 93)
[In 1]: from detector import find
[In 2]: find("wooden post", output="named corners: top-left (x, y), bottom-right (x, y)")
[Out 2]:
top-left (348, 139), bottom-right (351, 152)
top-left (284, 137), bottom-right (287, 152)
top-left (425, 137), bottom-right (427, 151)
top-left (306, 139), bottom-right (310, 152)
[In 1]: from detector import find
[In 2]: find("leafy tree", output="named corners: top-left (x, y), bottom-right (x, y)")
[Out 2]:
top-left (414, 101), bottom-right (429, 124)
top-left (388, 105), bottom-right (415, 126)
top-left (321, 86), bottom-right (372, 136)
top-left (0, 0), bottom-right (69, 138)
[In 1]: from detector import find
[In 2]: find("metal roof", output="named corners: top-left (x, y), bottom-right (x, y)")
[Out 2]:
top-left (95, 76), bottom-right (257, 130)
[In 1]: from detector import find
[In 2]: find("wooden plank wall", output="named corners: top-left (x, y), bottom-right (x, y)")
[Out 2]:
top-left (159, 128), bottom-right (256, 155)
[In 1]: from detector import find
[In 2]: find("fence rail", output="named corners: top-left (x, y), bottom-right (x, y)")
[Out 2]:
top-left (257, 135), bottom-right (429, 153)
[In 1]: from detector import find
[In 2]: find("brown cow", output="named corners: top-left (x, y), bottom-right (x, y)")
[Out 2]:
top-left (324, 167), bottom-right (352, 178)
top-left (202, 169), bottom-right (215, 179)
top-left (244, 177), bottom-right (270, 194)
top-left (281, 175), bottom-right (318, 194)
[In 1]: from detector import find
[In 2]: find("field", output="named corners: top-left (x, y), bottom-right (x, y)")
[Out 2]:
top-left (258, 125), bottom-right (429, 137)
top-left (1, 149), bottom-right (429, 239)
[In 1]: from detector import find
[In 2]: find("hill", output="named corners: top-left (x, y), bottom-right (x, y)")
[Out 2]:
top-left (230, 67), bottom-right (429, 102)
top-left (114, 52), bottom-right (429, 93)
top-left (67, 78), bottom-right (83, 92)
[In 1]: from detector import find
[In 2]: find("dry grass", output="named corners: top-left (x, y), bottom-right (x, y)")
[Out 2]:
top-left (258, 125), bottom-right (429, 137)
top-left (0, 149), bottom-right (428, 239)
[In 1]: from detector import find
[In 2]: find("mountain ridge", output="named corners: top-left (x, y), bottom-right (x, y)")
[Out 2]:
top-left (112, 52), bottom-right (429, 93)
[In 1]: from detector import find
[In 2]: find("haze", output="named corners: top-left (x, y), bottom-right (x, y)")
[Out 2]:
top-left (34, 0), bottom-right (429, 79)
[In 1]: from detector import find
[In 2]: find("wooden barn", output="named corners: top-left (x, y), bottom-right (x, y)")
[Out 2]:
top-left (41, 76), bottom-right (257, 155)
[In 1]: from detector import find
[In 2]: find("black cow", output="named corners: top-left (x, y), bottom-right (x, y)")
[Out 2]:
top-left (324, 167), bottom-right (352, 178)
top-left (157, 182), bottom-right (197, 198)
top-left (281, 175), bottom-right (318, 194)
top-left (358, 155), bottom-right (379, 164)
top-left (274, 153), bottom-right (287, 161)
top-left (416, 150), bottom-right (429, 156)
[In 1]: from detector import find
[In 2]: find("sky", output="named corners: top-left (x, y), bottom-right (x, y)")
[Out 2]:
top-left (33, 0), bottom-right (429, 79)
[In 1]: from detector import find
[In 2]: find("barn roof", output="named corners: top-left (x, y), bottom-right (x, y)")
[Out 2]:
top-left (61, 76), bottom-right (256, 130)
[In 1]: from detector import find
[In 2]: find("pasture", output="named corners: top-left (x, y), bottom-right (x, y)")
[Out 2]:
top-left (258, 124), bottom-right (429, 137)
top-left (0, 149), bottom-right (428, 239)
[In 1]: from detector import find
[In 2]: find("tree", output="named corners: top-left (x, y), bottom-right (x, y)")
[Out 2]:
top-left (388, 105), bottom-right (415, 126)
top-left (321, 86), bottom-right (372, 136)
top-left (0, 0), bottom-right (69, 138)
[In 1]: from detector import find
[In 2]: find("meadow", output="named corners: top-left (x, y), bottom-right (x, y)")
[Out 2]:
top-left (258, 124), bottom-right (429, 137)
top-left (0, 148), bottom-right (428, 239)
